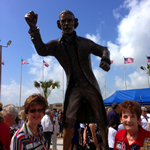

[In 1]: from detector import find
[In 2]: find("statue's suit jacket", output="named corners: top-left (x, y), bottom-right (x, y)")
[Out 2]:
top-left (29, 29), bottom-right (111, 126)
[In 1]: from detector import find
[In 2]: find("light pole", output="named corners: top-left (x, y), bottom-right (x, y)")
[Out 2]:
top-left (0, 40), bottom-right (12, 102)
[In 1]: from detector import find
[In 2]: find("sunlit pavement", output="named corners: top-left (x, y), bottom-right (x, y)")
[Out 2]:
top-left (56, 138), bottom-right (63, 150)
top-left (50, 138), bottom-right (63, 150)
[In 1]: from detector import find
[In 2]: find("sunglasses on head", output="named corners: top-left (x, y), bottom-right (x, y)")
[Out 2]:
top-left (29, 109), bottom-right (44, 113)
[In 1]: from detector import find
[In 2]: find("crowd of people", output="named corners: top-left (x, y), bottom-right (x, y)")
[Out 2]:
top-left (1, 96), bottom-right (150, 150)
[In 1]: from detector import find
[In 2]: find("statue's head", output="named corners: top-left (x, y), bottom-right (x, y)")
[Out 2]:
top-left (57, 10), bottom-right (78, 34)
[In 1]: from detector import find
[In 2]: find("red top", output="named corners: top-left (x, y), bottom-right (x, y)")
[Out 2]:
top-left (114, 126), bottom-right (150, 150)
top-left (0, 122), bottom-right (11, 150)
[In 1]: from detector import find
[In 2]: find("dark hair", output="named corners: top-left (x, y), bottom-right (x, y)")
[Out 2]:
top-left (112, 103), bottom-right (118, 110)
top-left (24, 94), bottom-right (48, 114)
top-left (59, 10), bottom-right (75, 20)
top-left (109, 120), bottom-right (116, 127)
top-left (118, 100), bottom-right (141, 119)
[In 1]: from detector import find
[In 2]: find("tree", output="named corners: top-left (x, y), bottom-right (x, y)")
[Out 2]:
top-left (34, 79), bottom-right (60, 100)
top-left (140, 63), bottom-right (150, 76)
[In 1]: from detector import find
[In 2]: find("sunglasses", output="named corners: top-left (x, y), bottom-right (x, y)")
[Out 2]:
top-left (29, 109), bottom-right (44, 113)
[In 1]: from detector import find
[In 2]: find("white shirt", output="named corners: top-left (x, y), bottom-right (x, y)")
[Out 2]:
top-left (80, 123), bottom-right (85, 128)
top-left (41, 114), bottom-right (53, 132)
top-left (118, 124), bottom-right (124, 131)
top-left (53, 116), bottom-right (59, 134)
top-left (108, 127), bottom-right (117, 148)
top-left (141, 115), bottom-right (148, 130)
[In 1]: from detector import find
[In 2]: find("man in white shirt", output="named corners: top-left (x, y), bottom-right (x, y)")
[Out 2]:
top-left (108, 120), bottom-right (117, 150)
top-left (41, 109), bottom-right (54, 150)
top-left (141, 106), bottom-right (149, 130)
top-left (52, 113), bottom-right (60, 150)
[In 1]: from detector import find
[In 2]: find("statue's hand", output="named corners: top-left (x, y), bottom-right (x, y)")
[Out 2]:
top-left (100, 61), bottom-right (110, 72)
top-left (25, 11), bottom-right (38, 30)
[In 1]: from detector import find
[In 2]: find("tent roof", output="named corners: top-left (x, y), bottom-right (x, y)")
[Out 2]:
top-left (104, 88), bottom-right (150, 106)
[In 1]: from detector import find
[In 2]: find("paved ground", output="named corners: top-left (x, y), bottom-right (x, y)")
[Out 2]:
top-left (56, 138), bottom-right (63, 150)
top-left (50, 137), bottom-right (63, 150)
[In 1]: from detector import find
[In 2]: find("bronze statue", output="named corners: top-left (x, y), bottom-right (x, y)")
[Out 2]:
top-left (25, 10), bottom-right (111, 150)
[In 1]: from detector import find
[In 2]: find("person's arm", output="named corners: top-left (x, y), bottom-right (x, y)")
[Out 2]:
top-left (10, 135), bottom-right (24, 150)
top-left (77, 126), bottom-right (82, 145)
top-left (147, 119), bottom-right (150, 131)
top-left (83, 128), bottom-right (86, 146)
top-left (89, 124), bottom-right (99, 148)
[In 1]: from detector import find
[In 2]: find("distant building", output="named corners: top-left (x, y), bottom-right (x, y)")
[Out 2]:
top-left (50, 103), bottom-right (63, 111)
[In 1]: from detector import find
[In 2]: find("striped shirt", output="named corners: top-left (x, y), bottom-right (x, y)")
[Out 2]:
top-left (10, 122), bottom-right (48, 150)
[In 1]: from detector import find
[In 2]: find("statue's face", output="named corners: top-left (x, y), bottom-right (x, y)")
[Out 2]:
top-left (60, 13), bottom-right (74, 34)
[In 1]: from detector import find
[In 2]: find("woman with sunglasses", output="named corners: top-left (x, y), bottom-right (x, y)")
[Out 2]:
top-left (11, 94), bottom-right (48, 150)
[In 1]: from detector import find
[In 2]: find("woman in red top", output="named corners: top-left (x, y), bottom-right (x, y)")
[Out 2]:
top-left (114, 100), bottom-right (150, 150)
top-left (0, 112), bottom-right (11, 150)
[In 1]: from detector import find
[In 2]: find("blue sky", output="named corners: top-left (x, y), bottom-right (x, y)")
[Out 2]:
top-left (0, 0), bottom-right (150, 107)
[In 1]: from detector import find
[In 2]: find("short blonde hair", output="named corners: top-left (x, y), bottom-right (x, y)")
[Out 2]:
top-left (19, 110), bottom-right (26, 121)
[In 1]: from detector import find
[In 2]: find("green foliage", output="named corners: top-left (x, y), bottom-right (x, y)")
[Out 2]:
top-left (34, 79), bottom-right (60, 100)
top-left (140, 63), bottom-right (150, 76)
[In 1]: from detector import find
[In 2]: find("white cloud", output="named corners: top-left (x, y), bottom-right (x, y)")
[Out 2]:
top-left (1, 52), bottom-right (66, 107)
top-left (2, 0), bottom-right (150, 106)
top-left (1, 79), bottom-right (37, 106)
top-left (86, 33), bottom-right (101, 44)
top-left (106, 69), bottom-right (149, 98)
top-left (109, 0), bottom-right (150, 66)
top-left (113, 5), bottom-right (123, 19)
top-left (85, 31), bottom-right (106, 45)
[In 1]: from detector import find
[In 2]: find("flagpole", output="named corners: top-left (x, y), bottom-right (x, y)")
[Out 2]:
top-left (145, 55), bottom-right (150, 88)
top-left (0, 46), bottom-right (2, 102)
top-left (124, 56), bottom-right (127, 90)
top-left (104, 71), bottom-right (106, 99)
top-left (0, 40), bottom-right (12, 102)
top-left (19, 57), bottom-right (22, 111)
top-left (42, 58), bottom-right (44, 82)
top-left (62, 68), bottom-right (64, 103)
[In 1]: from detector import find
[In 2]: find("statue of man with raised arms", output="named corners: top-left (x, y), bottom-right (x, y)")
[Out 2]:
top-left (25, 10), bottom-right (111, 150)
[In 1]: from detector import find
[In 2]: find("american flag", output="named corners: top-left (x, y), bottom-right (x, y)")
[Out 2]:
top-left (1, 60), bottom-right (4, 65)
top-left (22, 59), bottom-right (29, 65)
top-left (147, 56), bottom-right (150, 63)
top-left (43, 60), bottom-right (49, 67)
top-left (111, 60), bottom-right (113, 64)
top-left (124, 57), bottom-right (134, 64)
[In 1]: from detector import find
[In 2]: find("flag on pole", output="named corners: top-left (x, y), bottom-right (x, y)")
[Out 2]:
top-left (111, 60), bottom-right (113, 64)
top-left (124, 57), bottom-right (134, 64)
top-left (146, 56), bottom-right (150, 63)
top-left (43, 60), bottom-right (49, 67)
top-left (1, 60), bottom-right (4, 65)
top-left (22, 59), bottom-right (29, 64)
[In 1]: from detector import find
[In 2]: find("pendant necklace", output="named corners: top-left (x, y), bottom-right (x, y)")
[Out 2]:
top-left (28, 126), bottom-right (39, 137)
